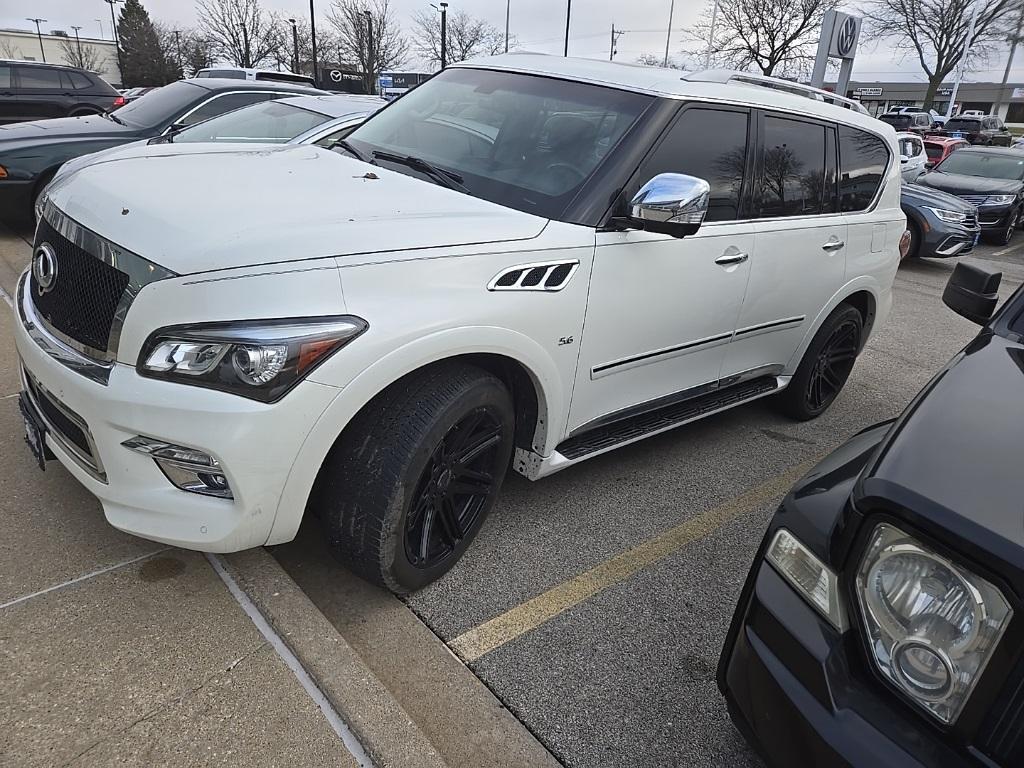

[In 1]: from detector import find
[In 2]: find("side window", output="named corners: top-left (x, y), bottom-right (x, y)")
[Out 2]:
top-left (69, 72), bottom-right (92, 89)
top-left (59, 72), bottom-right (74, 90)
top-left (316, 124), bottom-right (357, 147)
top-left (838, 125), bottom-right (889, 212)
top-left (758, 116), bottom-right (826, 218)
top-left (180, 92), bottom-right (277, 126)
top-left (16, 66), bottom-right (63, 89)
top-left (0, 65), bottom-right (10, 89)
top-left (633, 107), bottom-right (749, 222)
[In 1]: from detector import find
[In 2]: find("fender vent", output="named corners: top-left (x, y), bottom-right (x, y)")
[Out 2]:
top-left (488, 260), bottom-right (580, 292)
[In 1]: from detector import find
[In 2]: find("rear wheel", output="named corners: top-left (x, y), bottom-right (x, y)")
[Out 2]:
top-left (774, 305), bottom-right (863, 421)
top-left (313, 362), bottom-right (515, 593)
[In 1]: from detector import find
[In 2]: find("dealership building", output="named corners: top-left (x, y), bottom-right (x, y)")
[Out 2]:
top-left (1, 27), bottom-right (121, 87)
top-left (840, 80), bottom-right (1024, 124)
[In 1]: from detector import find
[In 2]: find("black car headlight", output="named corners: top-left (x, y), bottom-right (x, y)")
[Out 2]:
top-left (983, 194), bottom-right (1016, 206)
top-left (138, 316), bottom-right (367, 402)
top-left (855, 523), bottom-right (1012, 724)
top-left (922, 206), bottom-right (968, 224)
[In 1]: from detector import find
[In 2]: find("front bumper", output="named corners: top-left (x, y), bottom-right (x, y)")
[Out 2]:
top-left (918, 214), bottom-right (981, 258)
top-left (0, 178), bottom-right (33, 219)
top-left (13, 270), bottom-right (341, 552)
top-left (975, 203), bottom-right (1016, 232)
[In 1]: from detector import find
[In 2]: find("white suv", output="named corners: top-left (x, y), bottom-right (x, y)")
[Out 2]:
top-left (16, 55), bottom-right (905, 592)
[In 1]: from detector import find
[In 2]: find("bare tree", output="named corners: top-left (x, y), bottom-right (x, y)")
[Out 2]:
top-left (683, 0), bottom-right (837, 76)
top-left (864, 0), bottom-right (1018, 109)
top-left (327, 0), bottom-right (408, 92)
top-left (0, 39), bottom-right (22, 59)
top-left (411, 8), bottom-right (508, 69)
top-left (197, 0), bottom-right (283, 68)
top-left (58, 37), bottom-right (104, 70)
top-left (636, 53), bottom-right (686, 69)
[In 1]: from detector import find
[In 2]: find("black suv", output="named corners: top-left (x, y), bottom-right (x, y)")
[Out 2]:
top-left (0, 60), bottom-right (122, 125)
top-left (879, 111), bottom-right (934, 134)
top-left (939, 115), bottom-right (1013, 146)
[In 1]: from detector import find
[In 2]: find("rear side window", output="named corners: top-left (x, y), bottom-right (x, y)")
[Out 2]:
top-left (180, 91), bottom-right (279, 125)
top-left (0, 66), bottom-right (9, 89)
top-left (16, 66), bottom-right (63, 89)
top-left (838, 125), bottom-right (889, 212)
top-left (758, 116), bottom-right (826, 218)
top-left (69, 71), bottom-right (93, 89)
top-left (635, 107), bottom-right (750, 221)
top-left (199, 70), bottom-right (246, 79)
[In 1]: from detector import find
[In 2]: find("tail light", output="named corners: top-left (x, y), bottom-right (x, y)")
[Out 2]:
top-left (112, 95), bottom-right (125, 108)
top-left (899, 229), bottom-right (913, 259)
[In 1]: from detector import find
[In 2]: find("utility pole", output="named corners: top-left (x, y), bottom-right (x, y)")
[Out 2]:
top-left (364, 10), bottom-right (374, 93)
top-left (609, 25), bottom-right (625, 61)
top-left (288, 19), bottom-right (300, 74)
top-left (70, 25), bottom-right (84, 65)
top-left (104, 0), bottom-right (124, 78)
top-left (563, 0), bottom-right (571, 56)
top-left (309, 0), bottom-right (319, 88)
top-left (946, 1), bottom-right (981, 120)
top-left (440, 3), bottom-right (448, 69)
top-left (994, 2), bottom-right (1024, 116)
top-left (663, 0), bottom-right (675, 67)
top-left (504, 0), bottom-right (510, 53)
top-left (27, 18), bottom-right (47, 63)
top-left (705, 0), bottom-right (719, 68)
top-left (173, 30), bottom-right (183, 73)
top-left (96, 19), bottom-right (105, 40)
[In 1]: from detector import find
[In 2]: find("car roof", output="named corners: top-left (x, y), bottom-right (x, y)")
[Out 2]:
top-left (455, 53), bottom-right (887, 134)
top-left (895, 131), bottom-right (923, 139)
top-left (958, 145), bottom-right (1020, 156)
top-left (923, 136), bottom-right (967, 144)
top-left (0, 58), bottom-right (90, 73)
top-left (277, 93), bottom-right (388, 118)
top-left (184, 77), bottom-right (325, 94)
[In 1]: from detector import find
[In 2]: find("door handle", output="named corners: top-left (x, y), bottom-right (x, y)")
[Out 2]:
top-left (821, 240), bottom-right (845, 252)
top-left (715, 252), bottom-right (749, 265)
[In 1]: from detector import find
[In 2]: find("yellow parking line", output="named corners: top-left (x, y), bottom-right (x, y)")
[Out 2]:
top-left (449, 458), bottom-right (819, 663)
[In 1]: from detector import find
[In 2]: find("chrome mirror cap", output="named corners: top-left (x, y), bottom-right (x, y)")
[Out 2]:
top-left (629, 173), bottom-right (710, 237)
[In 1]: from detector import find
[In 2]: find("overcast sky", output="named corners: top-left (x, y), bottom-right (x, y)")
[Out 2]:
top-left (4, 0), bottom-right (1024, 83)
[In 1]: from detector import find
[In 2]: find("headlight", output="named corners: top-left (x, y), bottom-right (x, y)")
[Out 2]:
top-left (138, 316), bottom-right (367, 402)
top-left (984, 194), bottom-right (1016, 206)
top-left (766, 529), bottom-right (847, 630)
top-left (856, 523), bottom-right (1012, 724)
top-left (923, 206), bottom-right (968, 224)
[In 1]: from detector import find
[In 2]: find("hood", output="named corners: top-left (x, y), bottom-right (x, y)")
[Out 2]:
top-left (917, 171), bottom-right (1023, 196)
top-left (901, 183), bottom-right (976, 213)
top-left (860, 333), bottom-right (1024, 571)
top-left (46, 143), bottom-right (548, 274)
top-left (0, 114), bottom-right (136, 149)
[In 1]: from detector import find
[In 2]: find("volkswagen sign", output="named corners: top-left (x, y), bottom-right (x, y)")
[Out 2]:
top-left (32, 242), bottom-right (58, 295)
top-left (827, 12), bottom-right (860, 60)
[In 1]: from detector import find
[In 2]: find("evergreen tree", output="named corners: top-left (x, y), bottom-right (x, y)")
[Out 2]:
top-left (117, 0), bottom-right (177, 86)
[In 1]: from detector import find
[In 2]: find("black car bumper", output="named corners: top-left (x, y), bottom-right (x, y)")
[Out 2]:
top-left (0, 179), bottom-right (33, 219)
top-left (976, 203), bottom-right (1016, 232)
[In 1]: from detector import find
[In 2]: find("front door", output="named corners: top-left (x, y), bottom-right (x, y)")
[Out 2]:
top-left (568, 105), bottom-right (755, 435)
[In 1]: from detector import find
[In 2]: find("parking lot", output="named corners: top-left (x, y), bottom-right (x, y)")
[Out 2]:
top-left (3, 218), bottom-right (1023, 767)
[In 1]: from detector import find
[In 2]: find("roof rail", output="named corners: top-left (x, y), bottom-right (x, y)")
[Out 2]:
top-left (681, 69), bottom-right (869, 115)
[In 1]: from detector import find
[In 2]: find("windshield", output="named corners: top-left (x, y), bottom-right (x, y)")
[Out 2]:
top-left (923, 142), bottom-right (944, 160)
top-left (936, 151), bottom-right (1024, 179)
top-left (175, 100), bottom-right (328, 143)
top-left (945, 118), bottom-right (982, 131)
top-left (346, 68), bottom-right (653, 220)
top-left (880, 115), bottom-right (912, 128)
top-left (114, 80), bottom-right (207, 127)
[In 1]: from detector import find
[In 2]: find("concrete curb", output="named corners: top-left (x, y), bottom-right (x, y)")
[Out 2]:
top-left (222, 548), bottom-right (448, 768)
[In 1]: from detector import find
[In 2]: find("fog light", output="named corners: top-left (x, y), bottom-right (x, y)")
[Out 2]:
top-left (122, 436), bottom-right (233, 499)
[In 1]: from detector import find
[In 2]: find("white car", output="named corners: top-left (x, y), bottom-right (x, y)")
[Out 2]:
top-left (195, 67), bottom-right (315, 87)
top-left (897, 132), bottom-right (927, 182)
top-left (16, 55), bottom-right (906, 592)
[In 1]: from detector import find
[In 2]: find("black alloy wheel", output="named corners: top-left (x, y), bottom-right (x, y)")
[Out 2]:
top-left (405, 407), bottom-right (504, 568)
top-left (1000, 209), bottom-right (1019, 245)
top-left (805, 318), bottom-right (860, 412)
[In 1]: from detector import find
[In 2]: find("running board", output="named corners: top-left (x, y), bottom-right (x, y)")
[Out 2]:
top-left (555, 375), bottom-right (781, 462)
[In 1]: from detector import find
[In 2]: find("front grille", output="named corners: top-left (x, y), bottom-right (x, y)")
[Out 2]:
top-left (23, 369), bottom-right (96, 465)
top-left (976, 659), bottom-right (1024, 765)
top-left (958, 194), bottom-right (990, 206)
top-left (30, 216), bottom-right (129, 353)
top-left (964, 213), bottom-right (978, 228)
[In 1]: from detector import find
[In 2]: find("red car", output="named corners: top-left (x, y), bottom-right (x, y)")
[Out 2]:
top-left (922, 135), bottom-right (970, 169)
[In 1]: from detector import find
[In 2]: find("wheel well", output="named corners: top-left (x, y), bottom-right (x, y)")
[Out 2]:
top-left (459, 353), bottom-right (542, 451)
top-left (842, 291), bottom-right (876, 350)
top-left (68, 106), bottom-right (101, 116)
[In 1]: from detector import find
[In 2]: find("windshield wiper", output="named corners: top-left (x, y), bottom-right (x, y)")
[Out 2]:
top-left (103, 111), bottom-right (127, 126)
top-left (331, 138), bottom-right (371, 163)
top-left (371, 150), bottom-right (468, 193)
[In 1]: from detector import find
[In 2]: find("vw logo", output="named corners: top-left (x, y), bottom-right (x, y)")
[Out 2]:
top-left (836, 17), bottom-right (857, 58)
top-left (32, 242), bottom-right (58, 295)
top-left (330, 69), bottom-right (343, 82)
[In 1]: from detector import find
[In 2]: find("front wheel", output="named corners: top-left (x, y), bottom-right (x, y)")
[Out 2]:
top-left (774, 305), bottom-right (863, 421)
top-left (313, 362), bottom-right (515, 593)
top-left (987, 208), bottom-right (1019, 245)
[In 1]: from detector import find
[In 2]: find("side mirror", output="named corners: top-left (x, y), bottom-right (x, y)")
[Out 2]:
top-left (900, 155), bottom-right (909, 164)
top-left (628, 173), bottom-right (710, 237)
top-left (942, 262), bottom-right (1002, 325)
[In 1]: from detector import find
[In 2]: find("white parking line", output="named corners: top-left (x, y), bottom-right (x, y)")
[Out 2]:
top-left (0, 283), bottom-right (12, 308)
top-left (0, 548), bottom-right (171, 610)
top-left (205, 553), bottom-right (373, 767)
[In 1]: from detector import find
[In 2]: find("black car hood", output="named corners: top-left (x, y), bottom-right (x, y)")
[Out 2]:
top-left (0, 114), bottom-right (138, 145)
top-left (859, 333), bottom-right (1024, 576)
top-left (918, 171), bottom-right (1024, 196)
top-left (901, 183), bottom-right (976, 213)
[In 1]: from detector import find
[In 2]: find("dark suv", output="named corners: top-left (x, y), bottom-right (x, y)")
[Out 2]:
top-left (879, 111), bottom-right (934, 134)
top-left (0, 60), bottom-right (122, 125)
top-left (940, 115), bottom-right (1013, 146)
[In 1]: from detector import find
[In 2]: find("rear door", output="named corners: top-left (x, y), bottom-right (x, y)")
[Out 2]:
top-left (0, 63), bottom-right (16, 124)
top-left (12, 65), bottom-right (67, 120)
top-left (720, 112), bottom-right (846, 380)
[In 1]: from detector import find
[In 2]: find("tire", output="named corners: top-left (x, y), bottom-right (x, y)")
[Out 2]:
top-left (985, 208), bottom-right (1018, 245)
top-left (312, 362), bottom-right (515, 593)
top-left (774, 305), bottom-right (863, 421)
top-left (905, 219), bottom-right (922, 258)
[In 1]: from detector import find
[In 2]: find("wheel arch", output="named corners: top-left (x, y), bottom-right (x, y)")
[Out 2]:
top-left (785, 280), bottom-right (883, 373)
top-left (266, 330), bottom-right (563, 546)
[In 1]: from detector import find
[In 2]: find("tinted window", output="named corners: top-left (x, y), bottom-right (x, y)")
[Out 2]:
top-left (69, 71), bottom-right (92, 89)
top-left (839, 125), bottom-right (888, 212)
top-left (0, 66), bottom-right (9, 89)
top-left (180, 92), bottom-right (278, 125)
top-left (255, 72), bottom-right (314, 85)
top-left (17, 66), bottom-right (63, 89)
top-left (318, 124), bottom-right (358, 147)
top-left (880, 115), bottom-right (911, 129)
top-left (945, 118), bottom-right (982, 132)
top-left (114, 80), bottom-right (207, 126)
top-left (898, 137), bottom-right (922, 157)
top-left (175, 100), bottom-right (327, 143)
top-left (632, 107), bottom-right (749, 222)
top-left (198, 70), bottom-right (246, 79)
top-left (759, 116), bottom-right (826, 217)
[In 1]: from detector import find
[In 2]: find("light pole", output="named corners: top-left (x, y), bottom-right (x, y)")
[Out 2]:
top-left (70, 25), bottom-right (84, 65)
top-left (364, 10), bottom-right (374, 93)
top-left (705, 0), bottom-right (719, 68)
top-left (946, 0), bottom-right (981, 120)
top-left (663, 0), bottom-right (675, 67)
top-left (610, 25), bottom-right (625, 61)
top-left (438, 3), bottom-right (448, 69)
top-left (27, 18), bottom-right (48, 63)
top-left (504, 0), bottom-right (510, 53)
top-left (173, 30), bottom-right (183, 73)
top-left (95, 19), bottom-right (105, 39)
top-left (104, 0), bottom-right (124, 78)
top-left (288, 19), bottom-right (300, 74)
top-left (309, 0), bottom-right (319, 88)
top-left (563, 0), bottom-right (571, 56)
